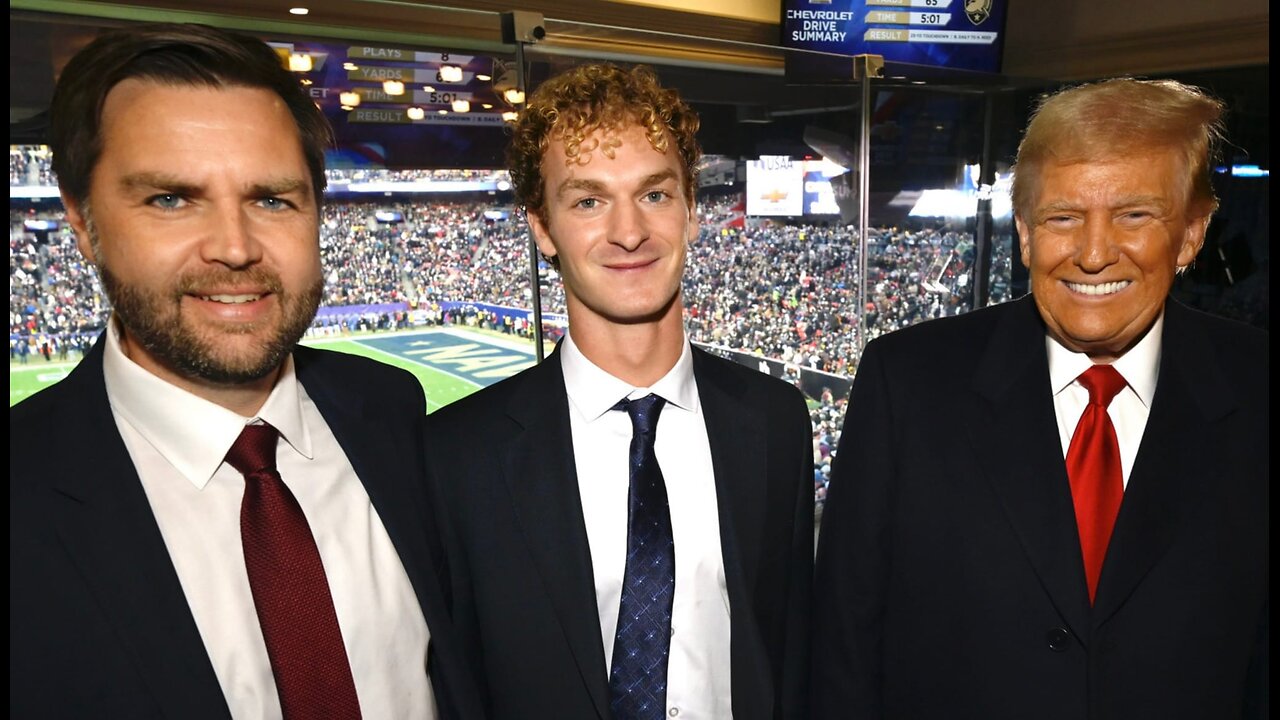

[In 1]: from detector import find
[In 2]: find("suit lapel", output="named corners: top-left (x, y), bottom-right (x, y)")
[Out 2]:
top-left (1092, 301), bottom-right (1234, 624)
top-left (51, 342), bottom-right (230, 718)
top-left (693, 349), bottom-right (774, 713)
top-left (295, 349), bottom-right (485, 716)
top-left (297, 349), bottom-right (441, 612)
top-left (965, 298), bottom-right (1093, 640)
top-left (502, 352), bottom-right (612, 719)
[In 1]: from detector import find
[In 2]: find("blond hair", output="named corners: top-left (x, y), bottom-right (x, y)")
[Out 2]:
top-left (507, 63), bottom-right (701, 220)
top-left (1011, 78), bottom-right (1224, 219)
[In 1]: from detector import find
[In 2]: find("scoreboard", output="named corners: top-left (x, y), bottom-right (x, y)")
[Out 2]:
top-left (783, 0), bottom-right (1008, 74)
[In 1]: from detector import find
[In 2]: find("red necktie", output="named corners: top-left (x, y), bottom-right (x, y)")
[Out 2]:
top-left (226, 423), bottom-right (362, 719)
top-left (1065, 365), bottom-right (1127, 604)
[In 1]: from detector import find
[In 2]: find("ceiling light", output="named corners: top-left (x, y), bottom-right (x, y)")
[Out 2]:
top-left (289, 7), bottom-right (309, 15)
top-left (288, 53), bottom-right (313, 72)
top-left (502, 110), bottom-right (519, 122)
top-left (438, 65), bottom-right (463, 83)
top-left (343, 62), bottom-right (358, 71)
top-left (503, 88), bottom-right (525, 105)
top-left (423, 85), bottom-right (435, 92)
top-left (475, 74), bottom-right (491, 82)
top-left (481, 103), bottom-right (493, 109)
top-left (452, 99), bottom-right (471, 113)
top-left (437, 109), bottom-right (449, 115)
top-left (407, 106), bottom-right (426, 120)
top-left (383, 80), bottom-right (405, 95)
top-left (339, 91), bottom-right (361, 107)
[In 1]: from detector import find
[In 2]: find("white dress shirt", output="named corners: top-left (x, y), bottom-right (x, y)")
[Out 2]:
top-left (561, 332), bottom-right (733, 719)
top-left (101, 321), bottom-right (435, 720)
top-left (1047, 313), bottom-right (1162, 488)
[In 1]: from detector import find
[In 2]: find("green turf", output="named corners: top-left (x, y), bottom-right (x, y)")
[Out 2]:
top-left (9, 329), bottom-right (504, 411)
top-left (9, 361), bottom-right (76, 407)
top-left (302, 336), bottom-right (482, 413)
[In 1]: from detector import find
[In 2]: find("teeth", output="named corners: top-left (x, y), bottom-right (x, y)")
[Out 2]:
top-left (200, 294), bottom-right (262, 304)
top-left (1066, 280), bottom-right (1130, 296)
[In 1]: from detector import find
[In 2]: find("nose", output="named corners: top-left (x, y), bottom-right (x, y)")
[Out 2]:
top-left (1075, 216), bottom-right (1119, 272)
top-left (199, 204), bottom-right (262, 269)
top-left (608, 199), bottom-right (649, 251)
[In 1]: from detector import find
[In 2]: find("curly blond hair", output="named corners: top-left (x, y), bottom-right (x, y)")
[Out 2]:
top-left (507, 63), bottom-right (701, 220)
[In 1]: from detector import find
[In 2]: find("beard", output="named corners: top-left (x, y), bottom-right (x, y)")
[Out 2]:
top-left (92, 234), bottom-right (323, 385)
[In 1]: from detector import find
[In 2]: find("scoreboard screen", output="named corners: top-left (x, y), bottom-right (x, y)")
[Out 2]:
top-left (783, 0), bottom-right (1008, 75)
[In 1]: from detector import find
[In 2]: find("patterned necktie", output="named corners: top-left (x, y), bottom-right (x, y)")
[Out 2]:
top-left (1065, 365), bottom-right (1127, 605)
top-left (226, 423), bottom-right (362, 720)
top-left (609, 394), bottom-right (676, 720)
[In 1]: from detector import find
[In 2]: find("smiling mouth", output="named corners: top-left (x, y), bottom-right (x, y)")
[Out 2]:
top-left (605, 259), bottom-right (657, 270)
top-left (1065, 280), bottom-right (1131, 296)
top-left (197, 293), bottom-right (265, 304)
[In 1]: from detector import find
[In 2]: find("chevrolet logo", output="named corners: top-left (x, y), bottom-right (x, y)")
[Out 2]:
top-left (761, 189), bottom-right (789, 203)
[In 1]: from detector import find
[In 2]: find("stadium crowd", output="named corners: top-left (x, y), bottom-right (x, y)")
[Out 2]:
top-left (13, 160), bottom-right (1014, 500)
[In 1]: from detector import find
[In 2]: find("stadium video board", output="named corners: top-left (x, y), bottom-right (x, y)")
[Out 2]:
top-left (746, 156), bottom-right (847, 217)
top-left (783, 0), bottom-right (1008, 75)
top-left (265, 39), bottom-right (509, 169)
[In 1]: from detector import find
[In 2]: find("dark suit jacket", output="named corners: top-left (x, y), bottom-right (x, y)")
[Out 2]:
top-left (813, 296), bottom-right (1269, 719)
top-left (10, 338), bottom-right (483, 719)
top-left (425, 345), bottom-right (814, 720)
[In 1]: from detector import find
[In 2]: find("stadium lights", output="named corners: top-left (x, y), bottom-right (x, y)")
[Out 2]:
top-left (475, 73), bottom-right (491, 81)
top-left (407, 106), bottom-right (426, 120)
top-left (288, 53), bottom-right (313, 72)
top-left (343, 62), bottom-right (358, 70)
top-left (503, 88), bottom-right (525, 105)
top-left (452, 99), bottom-right (471, 113)
top-left (502, 110), bottom-right (519, 122)
top-left (382, 80), bottom-right (405, 95)
top-left (439, 65), bottom-right (463, 83)
top-left (289, 7), bottom-right (309, 16)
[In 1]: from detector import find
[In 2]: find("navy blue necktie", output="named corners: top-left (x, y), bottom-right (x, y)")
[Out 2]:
top-left (609, 393), bottom-right (676, 720)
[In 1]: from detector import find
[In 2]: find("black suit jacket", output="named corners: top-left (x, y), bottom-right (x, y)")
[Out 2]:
top-left (813, 296), bottom-right (1269, 719)
top-left (425, 345), bottom-right (814, 719)
top-left (10, 338), bottom-right (483, 719)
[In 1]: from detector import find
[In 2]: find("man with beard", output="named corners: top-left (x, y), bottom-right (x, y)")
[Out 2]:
top-left (10, 24), bottom-right (480, 719)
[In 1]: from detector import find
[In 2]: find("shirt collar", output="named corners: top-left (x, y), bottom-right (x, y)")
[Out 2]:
top-left (1046, 312), bottom-right (1162, 408)
top-left (101, 317), bottom-right (313, 489)
top-left (561, 330), bottom-right (699, 422)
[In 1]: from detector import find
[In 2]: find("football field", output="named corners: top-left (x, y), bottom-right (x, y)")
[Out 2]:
top-left (9, 327), bottom-right (539, 411)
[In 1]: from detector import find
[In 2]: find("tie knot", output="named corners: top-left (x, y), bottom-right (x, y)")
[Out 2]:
top-left (225, 423), bottom-right (280, 476)
top-left (1078, 365), bottom-right (1127, 407)
top-left (614, 393), bottom-right (666, 437)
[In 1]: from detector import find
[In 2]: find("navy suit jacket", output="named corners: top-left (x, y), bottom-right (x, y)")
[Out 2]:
top-left (10, 338), bottom-right (483, 719)
top-left (425, 345), bottom-right (814, 720)
top-left (813, 296), bottom-right (1269, 719)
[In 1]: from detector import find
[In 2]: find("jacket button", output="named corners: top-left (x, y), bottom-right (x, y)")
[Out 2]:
top-left (1046, 627), bottom-right (1071, 652)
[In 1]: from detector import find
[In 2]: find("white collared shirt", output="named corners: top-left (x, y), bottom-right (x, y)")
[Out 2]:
top-left (561, 332), bottom-right (733, 720)
top-left (1047, 314), bottom-right (1162, 488)
top-left (101, 321), bottom-right (435, 720)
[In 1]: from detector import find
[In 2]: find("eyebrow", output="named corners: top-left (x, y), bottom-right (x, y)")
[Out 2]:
top-left (1035, 195), bottom-right (1169, 219)
top-left (554, 177), bottom-right (606, 199)
top-left (553, 169), bottom-right (681, 200)
top-left (119, 172), bottom-right (311, 198)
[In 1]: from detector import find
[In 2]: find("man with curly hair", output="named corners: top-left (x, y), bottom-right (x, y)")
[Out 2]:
top-left (426, 63), bottom-right (814, 720)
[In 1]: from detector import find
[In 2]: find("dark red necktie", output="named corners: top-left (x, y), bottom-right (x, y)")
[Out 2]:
top-left (226, 423), bottom-right (362, 719)
top-left (1065, 365), bottom-right (1127, 604)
